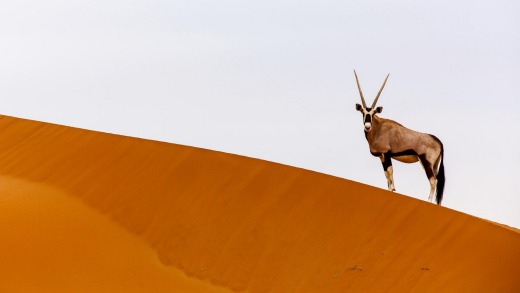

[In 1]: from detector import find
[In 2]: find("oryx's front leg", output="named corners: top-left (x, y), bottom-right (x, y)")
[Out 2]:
top-left (380, 154), bottom-right (396, 191)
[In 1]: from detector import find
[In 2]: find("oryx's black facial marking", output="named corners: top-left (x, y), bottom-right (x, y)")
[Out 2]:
top-left (356, 105), bottom-right (381, 133)
top-left (364, 113), bottom-right (372, 124)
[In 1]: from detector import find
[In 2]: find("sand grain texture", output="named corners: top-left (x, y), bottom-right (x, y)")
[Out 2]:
top-left (0, 115), bottom-right (518, 292)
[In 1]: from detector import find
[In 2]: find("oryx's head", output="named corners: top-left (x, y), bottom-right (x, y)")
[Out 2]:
top-left (354, 70), bottom-right (389, 132)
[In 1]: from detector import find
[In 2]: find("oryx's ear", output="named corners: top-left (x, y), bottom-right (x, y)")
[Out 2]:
top-left (375, 106), bottom-right (383, 113)
top-left (355, 103), bottom-right (362, 111)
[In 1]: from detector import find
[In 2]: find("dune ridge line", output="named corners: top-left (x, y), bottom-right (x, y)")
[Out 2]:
top-left (0, 114), bottom-right (519, 292)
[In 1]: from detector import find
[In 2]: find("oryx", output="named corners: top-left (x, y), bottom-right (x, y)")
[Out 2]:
top-left (353, 70), bottom-right (445, 205)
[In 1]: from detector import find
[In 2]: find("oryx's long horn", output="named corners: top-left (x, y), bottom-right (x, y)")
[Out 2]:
top-left (371, 73), bottom-right (390, 108)
top-left (354, 70), bottom-right (367, 108)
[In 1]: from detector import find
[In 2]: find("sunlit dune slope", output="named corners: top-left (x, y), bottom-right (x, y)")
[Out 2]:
top-left (0, 115), bottom-right (518, 292)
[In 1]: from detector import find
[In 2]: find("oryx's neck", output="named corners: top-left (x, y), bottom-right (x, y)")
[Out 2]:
top-left (365, 115), bottom-right (383, 140)
top-left (364, 115), bottom-right (394, 157)
top-left (371, 115), bottom-right (383, 128)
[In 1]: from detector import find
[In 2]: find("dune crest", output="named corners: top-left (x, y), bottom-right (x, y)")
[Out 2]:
top-left (0, 115), bottom-right (519, 292)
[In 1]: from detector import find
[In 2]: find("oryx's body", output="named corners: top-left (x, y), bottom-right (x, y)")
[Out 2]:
top-left (354, 70), bottom-right (445, 205)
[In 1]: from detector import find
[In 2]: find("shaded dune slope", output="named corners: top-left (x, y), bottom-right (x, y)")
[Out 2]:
top-left (0, 115), bottom-right (518, 292)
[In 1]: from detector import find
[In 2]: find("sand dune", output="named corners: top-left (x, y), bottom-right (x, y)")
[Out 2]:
top-left (0, 115), bottom-right (518, 292)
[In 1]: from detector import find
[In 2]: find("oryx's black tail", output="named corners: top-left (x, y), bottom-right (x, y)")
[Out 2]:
top-left (435, 144), bottom-right (445, 205)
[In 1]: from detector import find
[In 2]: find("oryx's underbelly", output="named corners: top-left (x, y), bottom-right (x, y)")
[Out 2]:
top-left (392, 155), bottom-right (419, 163)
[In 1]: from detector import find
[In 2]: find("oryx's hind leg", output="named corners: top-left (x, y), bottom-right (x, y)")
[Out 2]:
top-left (380, 154), bottom-right (396, 191)
top-left (427, 177), bottom-right (437, 202)
top-left (419, 155), bottom-right (436, 202)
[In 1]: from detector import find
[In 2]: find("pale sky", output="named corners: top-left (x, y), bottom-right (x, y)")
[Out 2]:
top-left (0, 1), bottom-right (519, 228)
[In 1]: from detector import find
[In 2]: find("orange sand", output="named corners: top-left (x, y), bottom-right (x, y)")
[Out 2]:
top-left (0, 115), bottom-right (518, 292)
